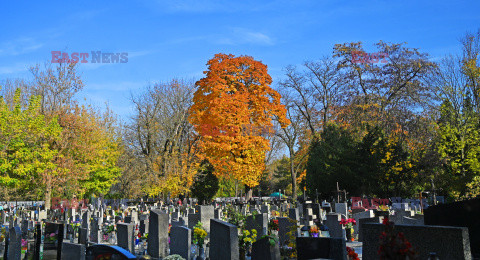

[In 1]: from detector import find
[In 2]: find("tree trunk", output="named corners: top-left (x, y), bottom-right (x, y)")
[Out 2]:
top-left (235, 180), bottom-right (239, 198)
top-left (290, 148), bottom-right (297, 202)
top-left (45, 176), bottom-right (52, 209)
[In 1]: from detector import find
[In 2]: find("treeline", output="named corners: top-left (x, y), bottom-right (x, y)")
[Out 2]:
top-left (268, 31), bottom-right (480, 201)
top-left (1, 30), bottom-right (479, 203)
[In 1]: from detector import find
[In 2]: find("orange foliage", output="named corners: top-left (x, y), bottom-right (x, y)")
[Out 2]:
top-left (189, 54), bottom-right (290, 187)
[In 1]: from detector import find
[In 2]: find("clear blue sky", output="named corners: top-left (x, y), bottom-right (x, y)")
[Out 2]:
top-left (1, 0), bottom-right (479, 119)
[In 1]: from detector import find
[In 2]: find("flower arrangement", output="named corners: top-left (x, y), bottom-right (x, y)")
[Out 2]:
top-left (309, 226), bottom-right (319, 237)
top-left (46, 232), bottom-right (57, 243)
top-left (0, 226), bottom-right (6, 242)
top-left (239, 229), bottom-right (257, 250)
top-left (347, 247), bottom-right (360, 260)
top-left (378, 218), bottom-right (418, 259)
top-left (103, 223), bottom-right (116, 234)
top-left (271, 210), bottom-right (280, 217)
top-left (193, 222), bottom-right (207, 246)
top-left (268, 219), bottom-right (279, 233)
top-left (339, 218), bottom-right (356, 229)
top-left (21, 239), bottom-right (28, 254)
top-left (378, 205), bottom-right (389, 211)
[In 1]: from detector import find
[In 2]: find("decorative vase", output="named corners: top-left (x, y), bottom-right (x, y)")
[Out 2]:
top-left (196, 245), bottom-right (205, 260)
top-left (346, 228), bottom-right (352, 241)
top-left (240, 248), bottom-right (246, 260)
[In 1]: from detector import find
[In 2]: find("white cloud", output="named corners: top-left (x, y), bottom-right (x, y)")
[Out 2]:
top-left (0, 63), bottom-right (29, 75)
top-left (0, 37), bottom-right (44, 56)
top-left (87, 81), bottom-right (144, 92)
top-left (217, 28), bottom-right (274, 46)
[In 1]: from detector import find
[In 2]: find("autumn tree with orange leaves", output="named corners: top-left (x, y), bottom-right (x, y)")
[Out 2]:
top-left (189, 54), bottom-right (290, 190)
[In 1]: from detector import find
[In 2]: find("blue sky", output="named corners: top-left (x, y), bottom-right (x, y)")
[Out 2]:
top-left (1, 0), bottom-right (479, 119)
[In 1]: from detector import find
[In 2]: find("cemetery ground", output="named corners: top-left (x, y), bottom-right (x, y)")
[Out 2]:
top-left (0, 196), bottom-right (477, 260)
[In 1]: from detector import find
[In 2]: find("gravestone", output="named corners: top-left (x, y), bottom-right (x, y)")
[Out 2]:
top-left (62, 242), bottom-right (85, 260)
top-left (296, 237), bottom-right (347, 260)
top-left (277, 217), bottom-right (299, 246)
top-left (170, 226), bottom-right (191, 260)
top-left (147, 209), bottom-right (169, 258)
top-left (358, 216), bottom-right (383, 242)
top-left (363, 223), bottom-right (472, 259)
top-left (139, 219), bottom-right (149, 235)
top-left (246, 213), bottom-right (268, 237)
top-left (196, 205), bottom-right (214, 234)
top-left (188, 213), bottom-right (200, 229)
top-left (325, 213), bottom-right (345, 239)
top-left (251, 236), bottom-right (281, 260)
top-left (288, 208), bottom-right (299, 224)
top-left (8, 226), bottom-right (22, 260)
top-left (352, 210), bottom-right (375, 234)
top-left (90, 217), bottom-right (100, 243)
top-left (79, 228), bottom-right (88, 245)
top-left (117, 223), bottom-right (134, 253)
top-left (335, 203), bottom-right (348, 216)
top-left (210, 219), bottom-right (239, 260)
top-left (424, 198), bottom-right (480, 258)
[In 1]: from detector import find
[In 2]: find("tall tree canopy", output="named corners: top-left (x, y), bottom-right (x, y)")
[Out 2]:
top-left (189, 53), bottom-right (290, 187)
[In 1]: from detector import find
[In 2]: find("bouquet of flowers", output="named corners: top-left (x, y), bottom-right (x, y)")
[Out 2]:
top-left (46, 232), bottom-right (57, 243)
top-left (339, 218), bottom-right (356, 229)
top-left (239, 229), bottom-right (257, 251)
top-left (309, 226), bottom-right (319, 237)
top-left (268, 219), bottom-right (279, 232)
top-left (378, 218), bottom-right (418, 259)
top-left (193, 222), bottom-right (207, 246)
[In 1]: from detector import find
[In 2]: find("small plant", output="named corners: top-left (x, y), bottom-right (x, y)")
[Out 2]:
top-left (260, 234), bottom-right (278, 247)
top-left (163, 254), bottom-right (186, 260)
top-left (193, 222), bottom-right (207, 246)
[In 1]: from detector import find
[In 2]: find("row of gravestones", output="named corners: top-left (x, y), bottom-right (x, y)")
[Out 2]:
top-left (0, 201), bottom-right (346, 260)
top-left (2, 197), bottom-right (475, 260)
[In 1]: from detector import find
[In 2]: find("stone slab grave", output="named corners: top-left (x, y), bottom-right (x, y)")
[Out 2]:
top-left (251, 236), bottom-right (281, 260)
top-left (325, 213), bottom-right (345, 239)
top-left (8, 226), bottom-right (22, 260)
top-left (296, 237), bottom-right (347, 260)
top-left (362, 223), bottom-right (472, 259)
top-left (352, 210), bottom-right (375, 235)
top-left (170, 226), bottom-right (191, 260)
top-left (117, 222), bottom-right (134, 253)
top-left (246, 213), bottom-right (268, 237)
top-left (424, 197), bottom-right (480, 259)
top-left (196, 205), bottom-right (215, 234)
top-left (358, 216), bottom-right (384, 242)
top-left (335, 202), bottom-right (348, 216)
top-left (209, 219), bottom-right (239, 260)
top-left (147, 209), bottom-right (169, 258)
top-left (62, 242), bottom-right (86, 260)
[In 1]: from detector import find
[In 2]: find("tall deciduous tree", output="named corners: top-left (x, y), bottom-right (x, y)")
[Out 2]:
top-left (189, 53), bottom-right (289, 188)
top-left (126, 79), bottom-right (199, 197)
top-left (0, 88), bottom-right (62, 201)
